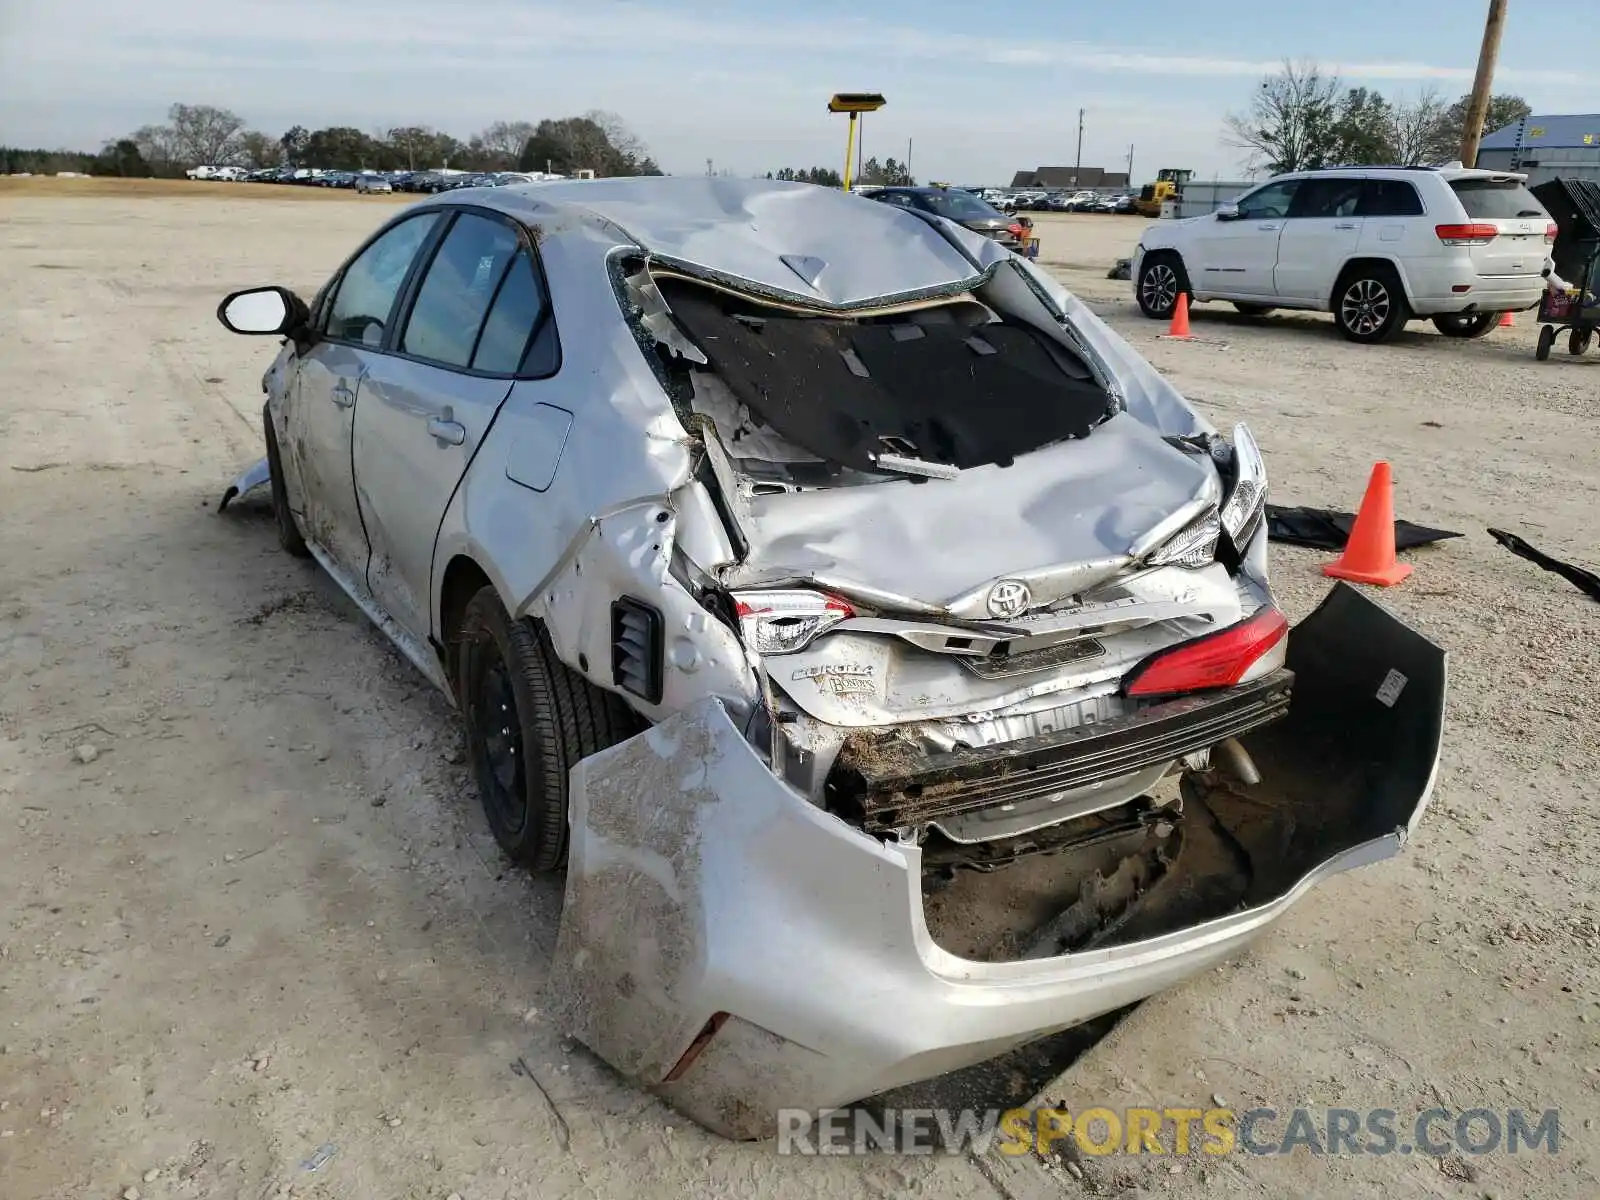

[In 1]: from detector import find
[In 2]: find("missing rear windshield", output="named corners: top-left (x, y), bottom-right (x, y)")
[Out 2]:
top-left (1450, 178), bottom-right (1547, 220)
top-left (655, 277), bottom-right (1114, 486)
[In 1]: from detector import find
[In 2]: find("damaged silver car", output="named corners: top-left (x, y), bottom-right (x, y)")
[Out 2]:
top-left (217, 177), bottom-right (1446, 1139)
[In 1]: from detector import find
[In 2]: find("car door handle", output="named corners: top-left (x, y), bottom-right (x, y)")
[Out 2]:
top-left (1333, 222), bottom-right (1358, 230)
top-left (331, 380), bottom-right (356, 408)
top-left (427, 416), bottom-right (466, 446)
top-left (1257, 222), bottom-right (1280, 230)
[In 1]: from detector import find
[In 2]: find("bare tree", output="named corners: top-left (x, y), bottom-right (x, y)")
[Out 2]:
top-left (1390, 87), bottom-right (1449, 165)
top-left (476, 120), bottom-right (538, 163)
top-left (1224, 59), bottom-right (1343, 174)
top-left (235, 130), bottom-right (280, 169)
top-left (583, 110), bottom-right (661, 174)
top-left (131, 124), bottom-right (178, 173)
top-left (166, 104), bottom-right (246, 165)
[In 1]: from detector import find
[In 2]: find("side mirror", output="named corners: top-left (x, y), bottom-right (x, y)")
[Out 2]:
top-left (217, 286), bottom-right (308, 336)
top-left (1215, 204), bottom-right (1241, 222)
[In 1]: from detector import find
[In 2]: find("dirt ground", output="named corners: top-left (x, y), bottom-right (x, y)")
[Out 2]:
top-left (1, 190), bottom-right (1596, 1200)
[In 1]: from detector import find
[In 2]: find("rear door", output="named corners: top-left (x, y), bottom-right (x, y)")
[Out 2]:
top-left (1190, 178), bottom-right (1300, 297)
top-left (1447, 176), bottom-right (1551, 279)
top-left (1273, 175), bottom-right (1366, 303)
top-left (352, 208), bottom-right (559, 643)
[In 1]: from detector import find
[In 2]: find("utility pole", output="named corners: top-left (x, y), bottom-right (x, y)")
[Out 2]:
top-left (1460, 0), bottom-right (1508, 166)
top-left (906, 137), bottom-right (913, 183)
top-left (1126, 143), bottom-right (1135, 183)
top-left (1075, 109), bottom-right (1084, 183)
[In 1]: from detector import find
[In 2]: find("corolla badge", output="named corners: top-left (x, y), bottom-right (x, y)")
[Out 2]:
top-left (986, 579), bottom-right (1032, 619)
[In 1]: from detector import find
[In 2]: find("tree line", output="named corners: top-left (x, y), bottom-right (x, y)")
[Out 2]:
top-left (2, 104), bottom-right (661, 178)
top-left (765, 156), bottom-right (916, 188)
top-left (1224, 60), bottom-right (1533, 174)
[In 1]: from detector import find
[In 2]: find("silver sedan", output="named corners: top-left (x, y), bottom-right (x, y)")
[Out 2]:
top-left (217, 177), bottom-right (1445, 1139)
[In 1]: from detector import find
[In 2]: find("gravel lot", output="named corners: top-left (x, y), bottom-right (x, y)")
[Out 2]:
top-left (1, 188), bottom-right (1596, 1200)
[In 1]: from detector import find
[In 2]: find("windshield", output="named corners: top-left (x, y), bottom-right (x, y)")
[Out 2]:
top-left (1450, 178), bottom-right (1547, 220)
top-left (920, 190), bottom-right (1006, 221)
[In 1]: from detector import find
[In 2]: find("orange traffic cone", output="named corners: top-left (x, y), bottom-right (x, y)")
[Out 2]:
top-left (1167, 293), bottom-right (1192, 339)
top-left (1498, 311), bottom-right (1515, 328)
top-left (1323, 462), bottom-right (1412, 586)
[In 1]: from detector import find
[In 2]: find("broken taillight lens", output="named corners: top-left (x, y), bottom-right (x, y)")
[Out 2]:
top-left (731, 589), bottom-right (856, 655)
top-left (1123, 607), bottom-right (1288, 698)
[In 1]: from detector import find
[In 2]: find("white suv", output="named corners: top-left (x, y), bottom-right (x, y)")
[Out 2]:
top-left (1131, 166), bottom-right (1555, 343)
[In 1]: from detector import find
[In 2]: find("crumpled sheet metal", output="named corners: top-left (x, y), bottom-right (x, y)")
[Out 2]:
top-left (514, 177), bottom-right (984, 309)
top-left (728, 413), bottom-right (1218, 614)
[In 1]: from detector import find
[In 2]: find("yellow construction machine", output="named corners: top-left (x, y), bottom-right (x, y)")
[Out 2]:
top-left (1135, 168), bottom-right (1193, 217)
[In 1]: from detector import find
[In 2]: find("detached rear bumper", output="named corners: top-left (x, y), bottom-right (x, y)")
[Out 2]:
top-left (545, 584), bottom-right (1446, 1139)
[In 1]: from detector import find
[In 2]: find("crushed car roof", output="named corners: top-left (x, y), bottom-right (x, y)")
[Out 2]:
top-left (454, 176), bottom-right (989, 308)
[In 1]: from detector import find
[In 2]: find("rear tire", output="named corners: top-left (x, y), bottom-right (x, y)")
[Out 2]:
top-left (456, 587), bottom-right (640, 872)
top-left (263, 405), bottom-right (309, 558)
top-left (1569, 328), bottom-right (1592, 356)
top-left (1536, 325), bottom-right (1554, 361)
top-left (1136, 254), bottom-right (1189, 320)
top-left (1333, 266), bottom-right (1409, 344)
top-left (1431, 313), bottom-right (1497, 339)
top-left (1231, 303), bottom-right (1275, 317)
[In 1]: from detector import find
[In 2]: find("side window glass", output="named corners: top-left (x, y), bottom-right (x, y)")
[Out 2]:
top-left (401, 213), bottom-right (521, 368)
top-left (1237, 180), bottom-right (1300, 220)
top-left (326, 214), bottom-right (440, 346)
top-left (1358, 180), bottom-right (1424, 218)
top-left (471, 250), bottom-right (553, 374)
top-left (1290, 178), bottom-right (1363, 219)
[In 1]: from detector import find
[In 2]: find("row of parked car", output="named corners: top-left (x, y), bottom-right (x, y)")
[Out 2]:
top-left (988, 189), bottom-right (1139, 214)
top-left (185, 165), bottom-right (562, 194)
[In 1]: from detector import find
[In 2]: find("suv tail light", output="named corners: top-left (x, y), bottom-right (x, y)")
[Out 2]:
top-left (1123, 607), bottom-right (1288, 698)
top-left (731, 589), bottom-right (856, 655)
top-left (1435, 223), bottom-right (1499, 246)
top-left (1545, 222), bottom-right (1558, 243)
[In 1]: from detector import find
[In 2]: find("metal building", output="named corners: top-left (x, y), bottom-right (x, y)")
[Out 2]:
top-left (1476, 114), bottom-right (1600, 186)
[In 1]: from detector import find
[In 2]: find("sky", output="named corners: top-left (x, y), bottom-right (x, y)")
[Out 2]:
top-left (1, 0), bottom-right (1592, 183)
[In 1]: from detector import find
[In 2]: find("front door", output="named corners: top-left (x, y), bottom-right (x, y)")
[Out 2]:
top-left (353, 210), bottom-right (554, 642)
top-left (1191, 178), bottom-right (1301, 298)
top-left (285, 211), bottom-right (443, 582)
top-left (1274, 176), bottom-right (1367, 303)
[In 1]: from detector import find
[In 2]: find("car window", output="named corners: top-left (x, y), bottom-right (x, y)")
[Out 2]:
top-left (1358, 179), bottom-right (1425, 218)
top-left (1236, 180), bottom-right (1301, 220)
top-left (875, 192), bottom-right (915, 208)
top-left (471, 249), bottom-right (552, 374)
top-left (1449, 178), bottom-right (1547, 220)
top-left (326, 213), bottom-right (441, 346)
top-left (400, 213), bottom-right (521, 369)
top-left (919, 190), bottom-right (1005, 221)
top-left (1289, 177), bottom-right (1364, 219)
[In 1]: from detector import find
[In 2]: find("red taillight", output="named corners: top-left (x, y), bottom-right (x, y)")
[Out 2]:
top-left (1545, 222), bottom-right (1558, 243)
top-left (1123, 608), bottom-right (1289, 698)
top-left (1435, 223), bottom-right (1499, 246)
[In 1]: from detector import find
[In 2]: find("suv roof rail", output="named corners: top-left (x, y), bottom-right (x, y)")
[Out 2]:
top-left (1298, 163), bottom-right (1442, 173)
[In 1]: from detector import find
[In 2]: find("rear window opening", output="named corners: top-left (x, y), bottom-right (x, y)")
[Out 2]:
top-left (651, 275), bottom-right (1115, 487)
top-left (1450, 177), bottom-right (1547, 220)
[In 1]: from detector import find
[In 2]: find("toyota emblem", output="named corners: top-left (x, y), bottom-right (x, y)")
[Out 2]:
top-left (986, 579), bottom-right (1032, 619)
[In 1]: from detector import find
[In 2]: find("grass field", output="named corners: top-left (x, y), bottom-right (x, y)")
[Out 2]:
top-left (0, 175), bottom-right (410, 201)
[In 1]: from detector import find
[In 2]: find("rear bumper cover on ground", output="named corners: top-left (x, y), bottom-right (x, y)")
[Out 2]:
top-left (544, 583), bottom-right (1446, 1139)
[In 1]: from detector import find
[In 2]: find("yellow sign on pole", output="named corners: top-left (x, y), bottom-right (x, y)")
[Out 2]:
top-left (829, 94), bottom-right (886, 191)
